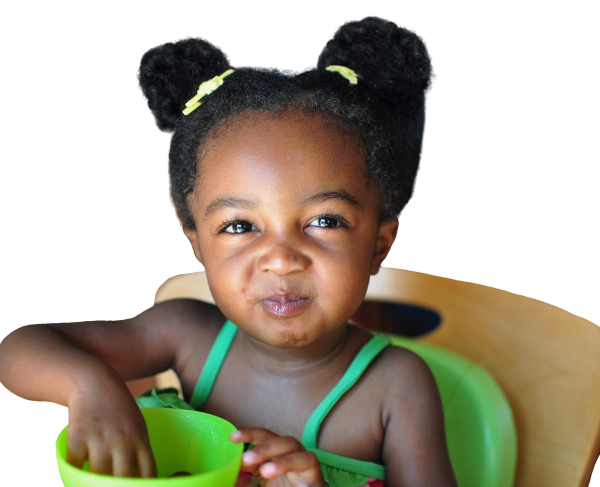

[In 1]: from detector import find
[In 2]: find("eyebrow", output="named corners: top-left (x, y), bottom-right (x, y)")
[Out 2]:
top-left (203, 197), bottom-right (257, 220)
top-left (301, 190), bottom-right (362, 209)
top-left (203, 189), bottom-right (363, 220)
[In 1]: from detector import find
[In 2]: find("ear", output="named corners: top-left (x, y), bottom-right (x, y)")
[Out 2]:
top-left (370, 218), bottom-right (399, 275)
top-left (182, 226), bottom-right (204, 265)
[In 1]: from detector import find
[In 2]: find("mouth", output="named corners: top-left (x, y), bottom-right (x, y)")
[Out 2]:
top-left (260, 292), bottom-right (312, 317)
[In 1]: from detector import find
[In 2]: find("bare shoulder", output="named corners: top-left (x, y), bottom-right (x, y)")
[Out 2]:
top-left (376, 343), bottom-right (458, 486)
top-left (144, 299), bottom-right (227, 399)
top-left (141, 298), bottom-right (226, 335)
top-left (373, 343), bottom-right (443, 430)
top-left (145, 297), bottom-right (226, 347)
top-left (376, 343), bottom-right (438, 397)
top-left (128, 298), bottom-right (225, 351)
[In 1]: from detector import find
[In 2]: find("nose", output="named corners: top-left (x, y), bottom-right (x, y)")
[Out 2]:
top-left (256, 239), bottom-right (311, 275)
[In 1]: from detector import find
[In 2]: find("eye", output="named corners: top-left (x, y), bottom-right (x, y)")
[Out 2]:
top-left (219, 220), bottom-right (259, 234)
top-left (308, 213), bottom-right (349, 229)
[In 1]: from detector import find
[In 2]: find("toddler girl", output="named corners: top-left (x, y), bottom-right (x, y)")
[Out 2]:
top-left (0, 16), bottom-right (457, 487)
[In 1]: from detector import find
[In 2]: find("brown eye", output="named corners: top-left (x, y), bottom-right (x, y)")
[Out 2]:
top-left (222, 221), bottom-right (259, 234)
top-left (316, 217), bottom-right (338, 228)
top-left (308, 214), bottom-right (348, 229)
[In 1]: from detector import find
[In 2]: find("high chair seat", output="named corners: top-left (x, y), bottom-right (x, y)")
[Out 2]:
top-left (147, 267), bottom-right (600, 487)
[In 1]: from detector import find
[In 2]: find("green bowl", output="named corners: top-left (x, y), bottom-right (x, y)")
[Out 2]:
top-left (56, 408), bottom-right (243, 486)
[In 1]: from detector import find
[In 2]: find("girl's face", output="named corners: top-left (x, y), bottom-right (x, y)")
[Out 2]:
top-left (184, 111), bottom-right (398, 347)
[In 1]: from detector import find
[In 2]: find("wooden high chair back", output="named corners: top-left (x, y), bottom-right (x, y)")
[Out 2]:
top-left (148, 267), bottom-right (600, 487)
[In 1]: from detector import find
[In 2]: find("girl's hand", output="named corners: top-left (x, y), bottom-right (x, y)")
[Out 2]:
top-left (230, 428), bottom-right (325, 487)
top-left (66, 377), bottom-right (157, 478)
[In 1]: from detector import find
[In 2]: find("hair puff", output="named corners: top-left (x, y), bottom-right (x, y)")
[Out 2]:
top-left (317, 16), bottom-right (432, 118)
top-left (138, 38), bottom-right (231, 131)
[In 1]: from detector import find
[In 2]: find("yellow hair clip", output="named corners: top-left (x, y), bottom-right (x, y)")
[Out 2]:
top-left (182, 68), bottom-right (235, 115)
top-left (326, 65), bottom-right (358, 85)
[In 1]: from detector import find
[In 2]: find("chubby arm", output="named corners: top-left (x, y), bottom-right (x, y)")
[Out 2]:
top-left (382, 350), bottom-right (458, 487)
top-left (0, 298), bottom-right (219, 477)
top-left (0, 299), bottom-right (199, 406)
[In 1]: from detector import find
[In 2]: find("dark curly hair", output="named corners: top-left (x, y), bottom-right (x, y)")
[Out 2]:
top-left (138, 17), bottom-right (433, 230)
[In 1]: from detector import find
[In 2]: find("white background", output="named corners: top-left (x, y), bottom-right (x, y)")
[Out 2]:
top-left (0, 0), bottom-right (598, 485)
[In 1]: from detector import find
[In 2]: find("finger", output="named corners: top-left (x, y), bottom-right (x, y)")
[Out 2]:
top-left (229, 428), bottom-right (278, 445)
top-left (241, 436), bottom-right (302, 468)
top-left (137, 445), bottom-right (158, 478)
top-left (238, 461), bottom-right (258, 474)
top-left (259, 451), bottom-right (322, 481)
top-left (66, 435), bottom-right (87, 469)
top-left (87, 440), bottom-right (113, 475)
top-left (112, 447), bottom-right (137, 477)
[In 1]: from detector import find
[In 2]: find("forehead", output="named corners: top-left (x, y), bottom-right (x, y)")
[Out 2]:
top-left (195, 112), bottom-right (374, 213)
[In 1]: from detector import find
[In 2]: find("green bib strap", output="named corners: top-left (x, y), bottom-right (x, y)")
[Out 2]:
top-left (305, 447), bottom-right (386, 482)
top-left (190, 319), bottom-right (238, 410)
top-left (302, 333), bottom-right (391, 449)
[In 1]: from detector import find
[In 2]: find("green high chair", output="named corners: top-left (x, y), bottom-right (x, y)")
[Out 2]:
top-left (128, 267), bottom-right (600, 487)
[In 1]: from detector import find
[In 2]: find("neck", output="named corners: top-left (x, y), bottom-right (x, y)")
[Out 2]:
top-left (241, 324), bottom-right (351, 378)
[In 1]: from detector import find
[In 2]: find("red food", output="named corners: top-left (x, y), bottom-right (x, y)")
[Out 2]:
top-left (168, 471), bottom-right (192, 477)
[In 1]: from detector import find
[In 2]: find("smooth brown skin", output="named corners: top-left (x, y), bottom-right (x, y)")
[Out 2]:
top-left (0, 110), bottom-right (457, 486)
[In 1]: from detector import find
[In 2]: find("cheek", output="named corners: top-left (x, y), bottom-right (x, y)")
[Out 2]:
top-left (203, 251), bottom-right (254, 311)
top-left (318, 248), bottom-right (372, 312)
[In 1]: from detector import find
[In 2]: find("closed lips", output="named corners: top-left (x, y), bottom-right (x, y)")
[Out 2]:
top-left (260, 293), bottom-right (313, 317)
top-left (261, 293), bottom-right (309, 303)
